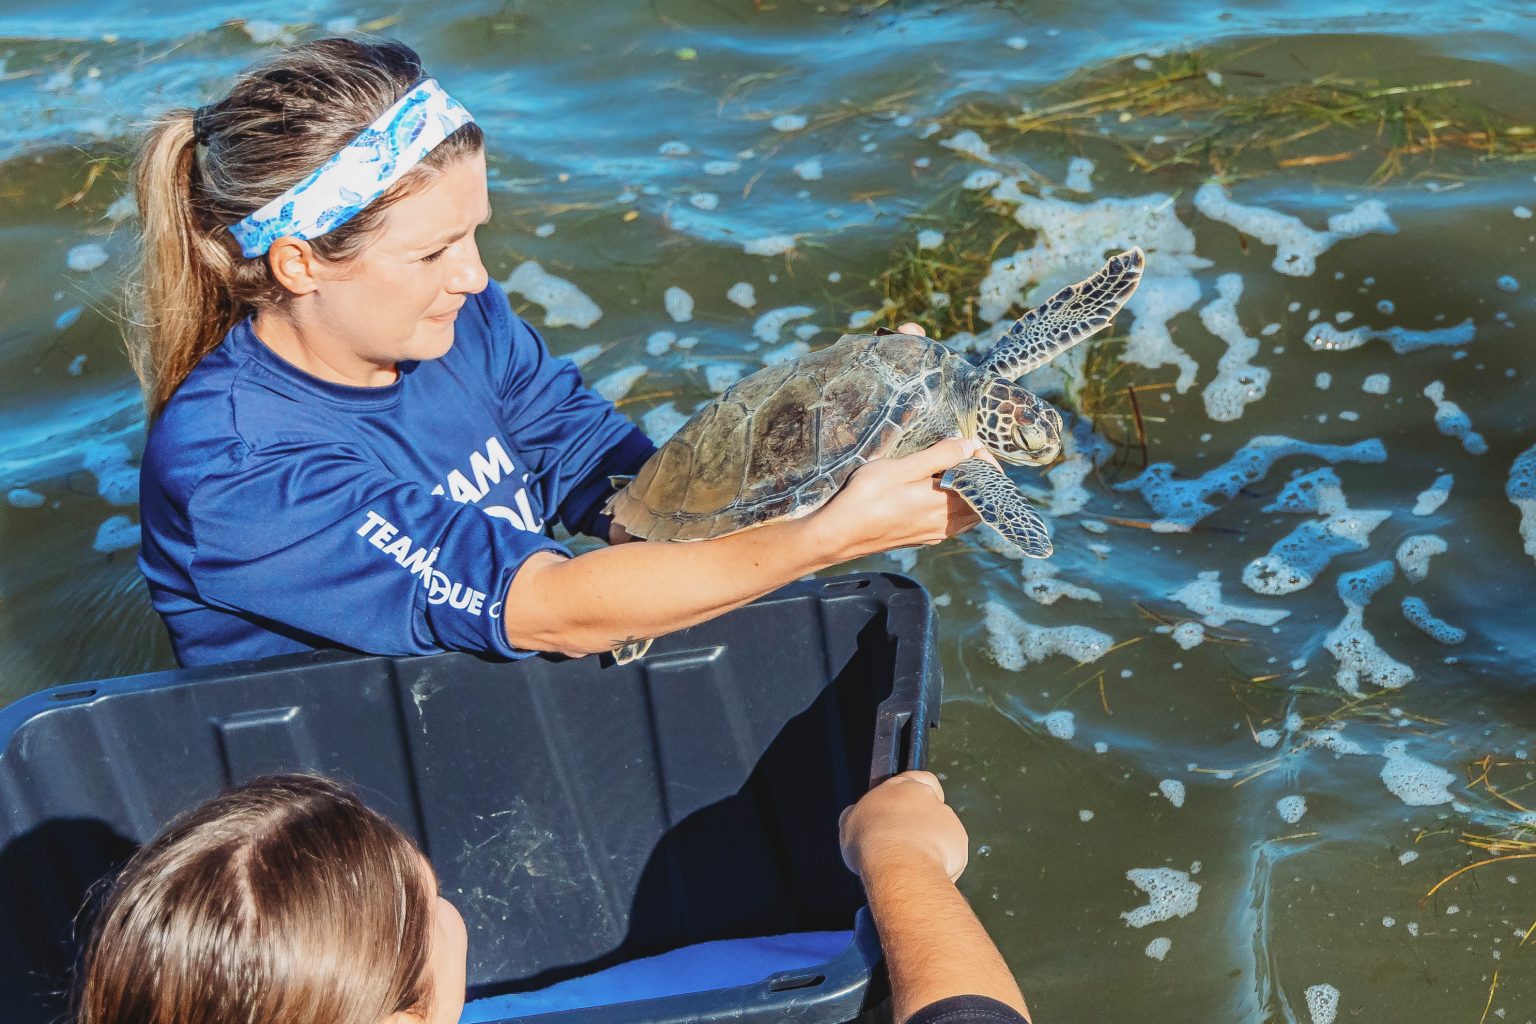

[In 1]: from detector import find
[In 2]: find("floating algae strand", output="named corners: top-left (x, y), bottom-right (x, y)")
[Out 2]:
top-left (1114, 436), bottom-right (1386, 530)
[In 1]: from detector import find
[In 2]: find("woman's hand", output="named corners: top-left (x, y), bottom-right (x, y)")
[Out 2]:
top-left (805, 318), bottom-right (983, 561)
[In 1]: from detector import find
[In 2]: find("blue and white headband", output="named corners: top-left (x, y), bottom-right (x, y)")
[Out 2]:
top-left (228, 78), bottom-right (475, 258)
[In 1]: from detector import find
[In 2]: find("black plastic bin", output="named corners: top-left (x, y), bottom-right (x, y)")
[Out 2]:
top-left (0, 571), bottom-right (941, 1024)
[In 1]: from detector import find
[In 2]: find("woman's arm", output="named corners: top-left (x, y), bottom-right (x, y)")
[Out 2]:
top-left (503, 435), bottom-right (982, 656)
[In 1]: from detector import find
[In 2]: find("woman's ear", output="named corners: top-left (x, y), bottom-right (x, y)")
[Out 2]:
top-left (267, 236), bottom-right (322, 296)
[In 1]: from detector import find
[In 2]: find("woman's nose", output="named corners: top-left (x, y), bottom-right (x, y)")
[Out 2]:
top-left (450, 240), bottom-right (489, 295)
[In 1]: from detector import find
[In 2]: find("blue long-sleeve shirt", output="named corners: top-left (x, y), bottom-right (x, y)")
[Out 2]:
top-left (138, 284), bottom-right (654, 667)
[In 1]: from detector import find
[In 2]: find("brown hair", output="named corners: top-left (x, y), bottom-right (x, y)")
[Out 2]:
top-left (73, 773), bottom-right (436, 1024)
top-left (129, 37), bottom-right (484, 416)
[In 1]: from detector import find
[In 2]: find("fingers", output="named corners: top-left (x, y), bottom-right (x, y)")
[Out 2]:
top-left (891, 436), bottom-right (981, 479)
top-left (890, 769), bottom-right (945, 803)
top-left (896, 322), bottom-right (927, 337)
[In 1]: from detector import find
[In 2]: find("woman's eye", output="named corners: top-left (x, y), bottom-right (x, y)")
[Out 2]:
top-left (421, 247), bottom-right (448, 263)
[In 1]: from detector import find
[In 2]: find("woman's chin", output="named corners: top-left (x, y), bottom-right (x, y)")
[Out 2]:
top-left (407, 318), bottom-right (459, 361)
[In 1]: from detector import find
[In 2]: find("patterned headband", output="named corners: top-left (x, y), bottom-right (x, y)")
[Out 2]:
top-left (228, 79), bottom-right (475, 258)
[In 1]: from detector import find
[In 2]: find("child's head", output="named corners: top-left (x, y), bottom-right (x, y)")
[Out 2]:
top-left (74, 774), bottom-right (467, 1024)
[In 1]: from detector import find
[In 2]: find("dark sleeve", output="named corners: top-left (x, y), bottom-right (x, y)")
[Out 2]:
top-left (905, 995), bottom-right (1030, 1024)
top-left (484, 286), bottom-right (657, 540)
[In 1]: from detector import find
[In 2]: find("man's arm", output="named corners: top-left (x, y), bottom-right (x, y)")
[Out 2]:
top-left (840, 773), bottom-right (1030, 1024)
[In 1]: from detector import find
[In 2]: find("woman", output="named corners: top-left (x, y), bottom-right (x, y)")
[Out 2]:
top-left (132, 36), bottom-right (979, 667)
top-left (73, 773), bottom-right (1029, 1024)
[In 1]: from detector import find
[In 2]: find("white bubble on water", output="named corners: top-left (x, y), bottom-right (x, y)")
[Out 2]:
top-left (1422, 380), bottom-right (1487, 455)
top-left (1005, 35), bottom-right (1029, 50)
top-left (916, 229), bottom-right (945, 250)
top-left (704, 363), bottom-right (743, 394)
top-left (1276, 795), bottom-right (1308, 824)
top-left (7, 488), bottom-right (44, 508)
top-left (1396, 534), bottom-right (1446, 582)
top-left (1121, 867), bottom-right (1201, 928)
top-left (982, 602), bottom-right (1113, 669)
top-left (644, 331), bottom-right (676, 357)
top-left (1382, 916), bottom-right (1395, 927)
top-left (1413, 473), bottom-right (1454, 516)
top-left (641, 402), bottom-right (690, 444)
top-left (1094, 742), bottom-right (1109, 754)
top-left (663, 286), bottom-right (694, 323)
top-left (1063, 157), bottom-right (1095, 193)
top-left (1255, 729), bottom-right (1281, 748)
top-left (1169, 621), bottom-right (1205, 649)
top-left (1401, 597), bottom-right (1466, 645)
top-left (1144, 937), bottom-right (1172, 961)
top-left (726, 282), bottom-right (756, 309)
top-left (1304, 983), bottom-right (1339, 1024)
top-left (703, 160), bottom-right (739, 176)
top-left (1042, 710), bottom-right (1076, 740)
top-left (1079, 809), bottom-right (1095, 821)
top-left (1497, 274), bottom-right (1520, 292)
top-left (1381, 742), bottom-right (1455, 806)
top-left (1200, 274), bottom-right (1270, 422)
top-left (1158, 779), bottom-right (1186, 808)
top-left (503, 261), bottom-right (602, 328)
top-left (793, 156), bottom-right (824, 181)
top-left (591, 365), bottom-right (646, 403)
top-left (1173, 570), bottom-right (1288, 627)
top-left (1406, 921), bottom-right (1419, 936)
top-left (771, 113), bottom-right (808, 132)
top-left (743, 234), bottom-right (799, 256)
top-left (939, 130), bottom-right (994, 162)
top-left (1314, 371), bottom-right (1332, 390)
top-left (66, 243), bottom-right (108, 272)
top-left (752, 305), bottom-right (815, 343)
top-left (1506, 445), bottom-right (1536, 564)
top-left (1399, 850), bottom-right (1419, 865)
top-left (534, 222), bottom-right (556, 238)
top-left (689, 192), bottom-right (719, 211)
top-left (1193, 183), bottom-right (1395, 277)
top-left (1362, 373), bottom-right (1391, 395)
top-left (92, 515), bottom-right (139, 554)
top-left (658, 140), bottom-right (690, 156)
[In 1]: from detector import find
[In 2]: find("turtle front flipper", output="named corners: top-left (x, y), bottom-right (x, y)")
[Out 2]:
top-left (612, 637), bottom-right (654, 665)
top-left (980, 247), bottom-right (1144, 381)
top-left (940, 457), bottom-right (1053, 558)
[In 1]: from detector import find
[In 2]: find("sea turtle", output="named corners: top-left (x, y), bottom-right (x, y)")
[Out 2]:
top-left (604, 247), bottom-right (1144, 661)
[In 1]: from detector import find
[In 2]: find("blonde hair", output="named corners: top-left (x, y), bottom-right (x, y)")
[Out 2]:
top-left (128, 37), bottom-right (484, 416)
top-left (73, 774), bottom-right (436, 1024)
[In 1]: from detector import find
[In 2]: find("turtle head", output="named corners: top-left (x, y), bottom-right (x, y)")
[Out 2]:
top-left (975, 377), bottom-right (1062, 466)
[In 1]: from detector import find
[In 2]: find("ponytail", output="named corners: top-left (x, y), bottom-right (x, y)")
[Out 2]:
top-left (128, 112), bottom-right (242, 417)
top-left (126, 38), bottom-right (484, 418)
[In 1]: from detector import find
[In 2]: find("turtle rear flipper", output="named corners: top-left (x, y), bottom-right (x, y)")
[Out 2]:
top-left (612, 637), bottom-right (654, 665)
top-left (940, 457), bottom-right (1053, 558)
top-left (981, 247), bottom-right (1144, 381)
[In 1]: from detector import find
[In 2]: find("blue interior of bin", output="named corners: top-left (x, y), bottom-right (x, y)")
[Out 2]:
top-left (0, 573), bottom-right (939, 1024)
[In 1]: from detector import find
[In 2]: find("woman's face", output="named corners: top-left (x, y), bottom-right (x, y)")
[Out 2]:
top-left (300, 150), bottom-right (493, 370)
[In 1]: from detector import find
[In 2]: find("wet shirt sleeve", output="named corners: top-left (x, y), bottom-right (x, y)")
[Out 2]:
top-left (905, 995), bottom-right (1030, 1024)
top-left (186, 439), bottom-right (568, 658)
top-left (483, 287), bottom-right (655, 539)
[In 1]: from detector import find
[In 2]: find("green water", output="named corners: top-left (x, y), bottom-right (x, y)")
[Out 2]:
top-left (2, 1), bottom-right (1535, 1019)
